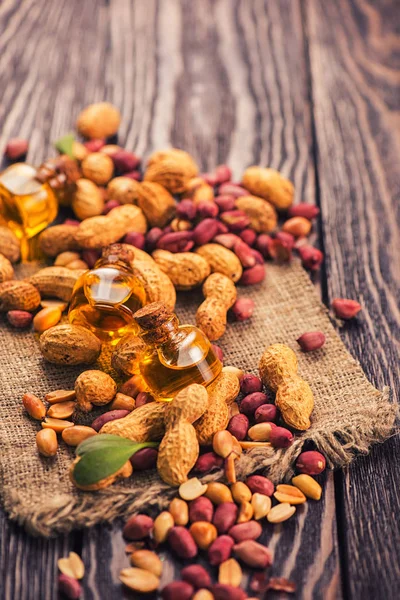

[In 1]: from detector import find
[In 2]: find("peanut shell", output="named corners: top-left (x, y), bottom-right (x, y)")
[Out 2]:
top-left (39, 324), bottom-right (102, 365)
top-left (39, 225), bottom-right (80, 257)
top-left (72, 178), bottom-right (104, 219)
top-left (275, 375), bottom-right (314, 430)
top-left (81, 153), bottom-right (114, 185)
top-left (111, 334), bottom-right (147, 376)
top-left (75, 205), bottom-right (147, 249)
top-left (28, 266), bottom-right (84, 302)
top-left (107, 176), bottom-right (140, 204)
top-left (135, 181), bottom-right (176, 227)
top-left (195, 372), bottom-right (240, 446)
top-left (235, 195), bottom-right (277, 233)
top-left (157, 385), bottom-right (209, 486)
top-left (75, 370), bottom-right (117, 412)
top-left (0, 253), bottom-right (14, 283)
top-left (242, 166), bottom-right (294, 210)
top-left (0, 281), bottom-right (41, 312)
top-left (195, 244), bottom-right (243, 283)
top-left (259, 343), bottom-right (298, 392)
top-left (152, 249), bottom-right (210, 290)
top-left (77, 102), bottom-right (121, 139)
top-left (145, 148), bottom-right (198, 194)
top-left (0, 226), bottom-right (20, 262)
top-left (100, 401), bottom-right (167, 442)
top-left (131, 259), bottom-right (176, 310)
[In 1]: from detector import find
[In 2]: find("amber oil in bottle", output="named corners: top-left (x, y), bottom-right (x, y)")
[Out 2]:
top-left (69, 244), bottom-right (146, 344)
top-left (133, 302), bottom-right (222, 401)
top-left (0, 163), bottom-right (58, 260)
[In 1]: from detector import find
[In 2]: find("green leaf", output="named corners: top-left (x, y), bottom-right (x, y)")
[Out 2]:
top-left (76, 433), bottom-right (138, 456)
top-left (73, 442), bottom-right (157, 486)
top-left (54, 133), bottom-right (75, 158)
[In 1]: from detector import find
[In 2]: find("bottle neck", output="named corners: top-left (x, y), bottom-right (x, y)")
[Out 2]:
top-left (93, 256), bottom-right (133, 273)
top-left (140, 315), bottom-right (180, 345)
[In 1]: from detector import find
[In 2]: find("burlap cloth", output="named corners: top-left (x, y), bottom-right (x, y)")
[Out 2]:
top-left (0, 260), bottom-right (395, 536)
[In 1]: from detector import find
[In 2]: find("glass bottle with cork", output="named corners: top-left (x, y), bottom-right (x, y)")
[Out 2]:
top-left (132, 302), bottom-right (222, 401)
top-left (0, 163), bottom-right (58, 261)
top-left (68, 244), bottom-right (146, 344)
top-left (0, 156), bottom-right (79, 261)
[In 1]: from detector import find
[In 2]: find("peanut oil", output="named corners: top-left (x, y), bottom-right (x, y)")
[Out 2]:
top-left (133, 302), bottom-right (222, 401)
top-left (0, 163), bottom-right (58, 261)
top-left (68, 244), bottom-right (146, 344)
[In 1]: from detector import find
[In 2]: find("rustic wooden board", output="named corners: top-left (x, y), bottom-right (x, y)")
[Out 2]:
top-left (306, 0), bottom-right (400, 597)
top-left (0, 513), bottom-right (73, 600)
top-left (0, 0), bottom-right (398, 598)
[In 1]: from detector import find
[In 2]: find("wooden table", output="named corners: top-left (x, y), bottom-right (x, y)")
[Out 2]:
top-left (0, 1), bottom-right (399, 598)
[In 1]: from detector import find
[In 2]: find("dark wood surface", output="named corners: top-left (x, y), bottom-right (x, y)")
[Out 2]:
top-left (0, 1), bottom-right (399, 599)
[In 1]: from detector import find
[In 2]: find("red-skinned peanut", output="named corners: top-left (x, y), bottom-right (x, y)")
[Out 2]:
top-left (255, 404), bottom-right (278, 423)
top-left (208, 535), bottom-right (234, 566)
top-left (227, 414), bottom-right (249, 441)
top-left (332, 298), bottom-right (362, 319)
top-left (240, 373), bottom-right (262, 394)
top-left (239, 264), bottom-right (266, 286)
top-left (193, 452), bottom-right (224, 473)
top-left (189, 497), bottom-right (214, 523)
top-left (296, 451), bottom-right (326, 475)
top-left (269, 426), bottom-right (294, 448)
top-left (240, 392), bottom-right (268, 417)
top-left (231, 298), bottom-right (255, 321)
top-left (245, 475), bottom-right (274, 497)
top-left (213, 502), bottom-right (238, 534)
top-left (181, 564), bottom-right (212, 589)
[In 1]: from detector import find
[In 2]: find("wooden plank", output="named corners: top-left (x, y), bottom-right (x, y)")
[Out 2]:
top-left (0, 1), bottom-right (109, 598)
top-left (81, 1), bottom-right (340, 598)
top-left (0, 0), bottom-right (113, 162)
top-left (0, 509), bottom-right (74, 600)
top-left (305, 0), bottom-right (400, 597)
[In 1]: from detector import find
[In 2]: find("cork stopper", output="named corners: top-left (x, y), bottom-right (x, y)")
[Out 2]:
top-left (36, 156), bottom-right (80, 186)
top-left (102, 243), bottom-right (135, 265)
top-left (133, 302), bottom-right (173, 331)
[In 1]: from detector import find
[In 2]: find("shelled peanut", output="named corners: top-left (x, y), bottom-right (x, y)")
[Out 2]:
top-left (118, 451), bottom-right (323, 597)
top-left (21, 368), bottom-right (135, 459)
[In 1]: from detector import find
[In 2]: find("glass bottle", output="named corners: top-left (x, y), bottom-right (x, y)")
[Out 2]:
top-left (0, 163), bottom-right (58, 261)
top-left (68, 244), bottom-right (147, 344)
top-left (133, 302), bottom-right (222, 401)
top-left (36, 155), bottom-right (80, 207)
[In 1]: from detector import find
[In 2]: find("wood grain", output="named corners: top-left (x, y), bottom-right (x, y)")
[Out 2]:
top-left (306, 0), bottom-right (400, 597)
top-left (0, 512), bottom-right (73, 600)
top-left (0, 0), bottom-right (398, 598)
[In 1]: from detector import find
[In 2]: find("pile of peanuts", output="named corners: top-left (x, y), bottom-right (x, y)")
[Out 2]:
top-left (114, 443), bottom-right (324, 599)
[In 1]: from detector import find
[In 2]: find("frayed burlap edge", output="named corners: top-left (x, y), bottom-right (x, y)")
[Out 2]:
top-left (1, 260), bottom-right (397, 537)
top-left (3, 387), bottom-right (395, 537)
